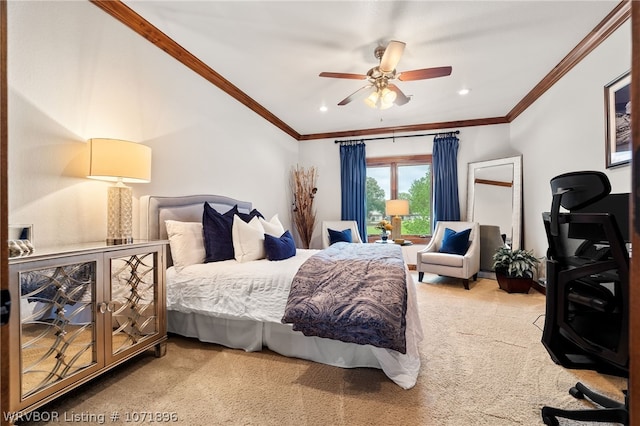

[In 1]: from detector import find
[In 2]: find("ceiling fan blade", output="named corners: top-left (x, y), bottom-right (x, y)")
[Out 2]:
top-left (398, 66), bottom-right (452, 81)
top-left (388, 84), bottom-right (410, 106)
top-left (338, 85), bottom-right (374, 106)
top-left (319, 72), bottom-right (368, 80)
top-left (379, 40), bottom-right (406, 73)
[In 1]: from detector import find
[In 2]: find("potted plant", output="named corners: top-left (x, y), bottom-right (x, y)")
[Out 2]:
top-left (492, 246), bottom-right (541, 293)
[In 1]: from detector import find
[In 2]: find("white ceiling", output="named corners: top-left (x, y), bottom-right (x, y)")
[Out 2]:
top-left (122, 1), bottom-right (621, 137)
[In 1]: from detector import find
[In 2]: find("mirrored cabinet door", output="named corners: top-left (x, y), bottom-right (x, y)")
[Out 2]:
top-left (107, 249), bottom-right (160, 359)
top-left (11, 254), bottom-right (104, 406)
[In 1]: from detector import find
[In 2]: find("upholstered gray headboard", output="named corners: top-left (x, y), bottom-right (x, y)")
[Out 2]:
top-left (140, 194), bottom-right (252, 267)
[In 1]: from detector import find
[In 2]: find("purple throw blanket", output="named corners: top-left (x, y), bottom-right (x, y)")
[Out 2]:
top-left (281, 242), bottom-right (407, 353)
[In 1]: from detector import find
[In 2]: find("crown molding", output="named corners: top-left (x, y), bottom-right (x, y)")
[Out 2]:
top-left (90, 0), bottom-right (302, 141)
top-left (91, 0), bottom-right (630, 141)
top-left (506, 0), bottom-right (630, 122)
top-left (297, 117), bottom-right (509, 141)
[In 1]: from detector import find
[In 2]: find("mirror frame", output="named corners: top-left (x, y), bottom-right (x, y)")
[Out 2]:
top-left (466, 155), bottom-right (523, 249)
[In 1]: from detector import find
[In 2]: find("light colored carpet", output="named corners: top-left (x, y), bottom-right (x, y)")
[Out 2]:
top-left (20, 273), bottom-right (627, 425)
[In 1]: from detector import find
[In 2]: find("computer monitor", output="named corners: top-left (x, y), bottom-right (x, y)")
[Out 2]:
top-left (569, 193), bottom-right (630, 243)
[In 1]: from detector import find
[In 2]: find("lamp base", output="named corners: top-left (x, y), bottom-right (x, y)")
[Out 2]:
top-left (107, 184), bottom-right (133, 245)
top-left (391, 216), bottom-right (402, 241)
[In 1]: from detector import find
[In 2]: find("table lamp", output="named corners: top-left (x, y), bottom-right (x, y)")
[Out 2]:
top-left (87, 138), bottom-right (152, 245)
top-left (385, 199), bottom-right (409, 241)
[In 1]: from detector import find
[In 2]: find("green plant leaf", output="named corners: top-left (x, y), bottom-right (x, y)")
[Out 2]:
top-left (492, 247), bottom-right (540, 277)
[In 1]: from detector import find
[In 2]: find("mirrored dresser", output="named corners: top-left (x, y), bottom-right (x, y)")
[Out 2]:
top-left (5, 240), bottom-right (167, 419)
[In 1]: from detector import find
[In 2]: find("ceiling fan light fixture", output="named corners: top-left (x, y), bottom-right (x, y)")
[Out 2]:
top-left (321, 40), bottom-right (451, 108)
top-left (379, 99), bottom-right (394, 110)
top-left (364, 87), bottom-right (397, 110)
top-left (364, 90), bottom-right (380, 108)
top-left (381, 87), bottom-right (397, 104)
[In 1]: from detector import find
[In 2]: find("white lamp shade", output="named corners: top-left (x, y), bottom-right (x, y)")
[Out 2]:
top-left (364, 90), bottom-right (380, 109)
top-left (381, 87), bottom-right (397, 104)
top-left (386, 199), bottom-right (409, 216)
top-left (88, 138), bottom-right (152, 183)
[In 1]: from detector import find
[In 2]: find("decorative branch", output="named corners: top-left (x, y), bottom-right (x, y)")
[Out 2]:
top-left (290, 165), bottom-right (318, 249)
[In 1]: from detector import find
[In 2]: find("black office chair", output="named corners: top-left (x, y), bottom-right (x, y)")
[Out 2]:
top-left (540, 171), bottom-right (629, 426)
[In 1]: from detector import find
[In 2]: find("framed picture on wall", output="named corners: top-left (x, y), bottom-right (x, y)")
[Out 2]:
top-left (605, 71), bottom-right (631, 168)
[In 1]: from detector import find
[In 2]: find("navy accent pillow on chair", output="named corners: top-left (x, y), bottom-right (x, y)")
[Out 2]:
top-left (439, 227), bottom-right (472, 255)
top-left (264, 230), bottom-right (296, 261)
top-left (202, 203), bottom-right (237, 262)
top-left (328, 228), bottom-right (352, 245)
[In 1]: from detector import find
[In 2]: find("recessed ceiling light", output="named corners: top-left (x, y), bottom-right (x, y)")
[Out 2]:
top-left (319, 105), bottom-right (328, 112)
top-left (458, 88), bottom-right (470, 96)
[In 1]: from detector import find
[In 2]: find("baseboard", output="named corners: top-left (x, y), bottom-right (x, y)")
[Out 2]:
top-left (531, 279), bottom-right (546, 295)
top-left (478, 270), bottom-right (496, 280)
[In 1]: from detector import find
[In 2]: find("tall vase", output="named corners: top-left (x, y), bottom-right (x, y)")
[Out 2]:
top-left (381, 231), bottom-right (388, 242)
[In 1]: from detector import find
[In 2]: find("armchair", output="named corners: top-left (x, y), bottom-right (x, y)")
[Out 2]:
top-left (417, 221), bottom-right (480, 290)
top-left (321, 220), bottom-right (363, 249)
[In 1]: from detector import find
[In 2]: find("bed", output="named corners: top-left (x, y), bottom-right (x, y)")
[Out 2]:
top-left (140, 194), bottom-right (423, 389)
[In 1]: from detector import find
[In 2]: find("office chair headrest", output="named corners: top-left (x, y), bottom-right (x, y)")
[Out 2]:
top-left (550, 171), bottom-right (611, 210)
top-left (548, 171), bottom-right (611, 237)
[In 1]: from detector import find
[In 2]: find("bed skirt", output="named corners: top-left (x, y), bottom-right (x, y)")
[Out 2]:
top-left (167, 311), bottom-right (381, 368)
top-left (166, 270), bottom-right (422, 390)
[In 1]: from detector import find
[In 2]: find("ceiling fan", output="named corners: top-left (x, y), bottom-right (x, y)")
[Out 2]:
top-left (319, 40), bottom-right (452, 109)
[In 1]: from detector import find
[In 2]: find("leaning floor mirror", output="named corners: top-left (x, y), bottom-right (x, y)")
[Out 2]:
top-left (467, 155), bottom-right (523, 257)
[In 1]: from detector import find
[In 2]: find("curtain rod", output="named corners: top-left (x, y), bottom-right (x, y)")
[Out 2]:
top-left (334, 130), bottom-right (459, 144)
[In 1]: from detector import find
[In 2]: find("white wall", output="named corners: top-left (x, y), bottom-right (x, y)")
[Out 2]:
top-left (8, 2), bottom-right (631, 261)
top-left (510, 20), bottom-right (631, 274)
top-left (297, 124), bottom-right (512, 250)
top-left (8, 1), bottom-right (298, 248)
top-left (299, 19), bottom-right (632, 267)
top-left (300, 22), bottom-right (631, 266)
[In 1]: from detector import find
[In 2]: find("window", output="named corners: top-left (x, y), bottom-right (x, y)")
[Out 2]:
top-left (366, 155), bottom-right (432, 242)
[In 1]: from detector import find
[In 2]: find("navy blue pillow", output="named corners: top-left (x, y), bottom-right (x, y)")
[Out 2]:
top-left (202, 204), bottom-right (264, 262)
top-left (237, 208), bottom-right (263, 222)
top-left (328, 228), bottom-right (352, 245)
top-left (439, 227), bottom-right (471, 255)
top-left (264, 230), bottom-right (296, 261)
top-left (202, 203), bottom-right (237, 262)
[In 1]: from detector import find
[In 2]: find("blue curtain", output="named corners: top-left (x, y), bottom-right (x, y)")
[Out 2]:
top-left (432, 133), bottom-right (461, 225)
top-left (339, 142), bottom-right (367, 240)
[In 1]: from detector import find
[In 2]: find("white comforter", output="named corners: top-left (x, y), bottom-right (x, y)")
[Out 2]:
top-left (165, 249), bottom-right (423, 389)
top-left (166, 249), bottom-right (319, 322)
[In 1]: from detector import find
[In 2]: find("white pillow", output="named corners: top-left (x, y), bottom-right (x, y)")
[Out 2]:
top-left (165, 220), bottom-right (205, 270)
top-left (259, 214), bottom-right (285, 237)
top-left (232, 215), bottom-right (266, 262)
